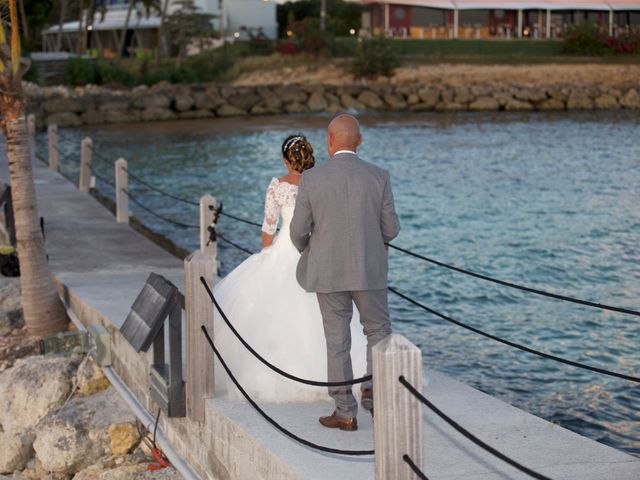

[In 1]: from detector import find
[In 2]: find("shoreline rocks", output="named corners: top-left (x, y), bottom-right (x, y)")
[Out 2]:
top-left (25, 80), bottom-right (640, 128)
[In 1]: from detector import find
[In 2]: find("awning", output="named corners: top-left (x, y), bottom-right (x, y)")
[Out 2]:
top-left (359, 0), bottom-right (640, 10)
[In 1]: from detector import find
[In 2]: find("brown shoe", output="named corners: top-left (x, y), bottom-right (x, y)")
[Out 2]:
top-left (361, 388), bottom-right (373, 412)
top-left (319, 411), bottom-right (358, 431)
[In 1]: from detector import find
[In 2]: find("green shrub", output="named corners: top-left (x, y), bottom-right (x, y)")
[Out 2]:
top-left (142, 65), bottom-right (199, 85)
top-left (562, 22), bottom-right (608, 55)
top-left (289, 17), bottom-right (330, 55)
top-left (96, 61), bottom-right (136, 86)
top-left (352, 35), bottom-right (399, 79)
top-left (64, 57), bottom-right (100, 86)
top-left (184, 50), bottom-right (235, 82)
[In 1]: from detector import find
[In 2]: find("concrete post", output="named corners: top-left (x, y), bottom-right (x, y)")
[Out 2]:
top-left (517, 9), bottom-right (523, 38)
top-left (184, 251), bottom-right (216, 422)
top-left (546, 9), bottom-right (551, 38)
top-left (384, 3), bottom-right (390, 33)
top-left (27, 114), bottom-right (36, 163)
top-left (374, 334), bottom-right (423, 480)
top-left (115, 158), bottom-right (129, 224)
top-left (47, 124), bottom-right (59, 172)
top-left (453, 9), bottom-right (459, 39)
top-left (79, 137), bottom-right (93, 193)
top-left (200, 194), bottom-right (218, 260)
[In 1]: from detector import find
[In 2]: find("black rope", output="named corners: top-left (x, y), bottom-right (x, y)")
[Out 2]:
top-left (201, 326), bottom-right (374, 456)
top-left (88, 146), bottom-right (116, 168)
top-left (220, 211), bottom-right (263, 228)
top-left (387, 243), bottom-right (640, 318)
top-left (399, 376), bottom-right (553, 480)
top-left (388, 286), bottom-right (640, 383)
top-left (403, 454), bottom-right (429, 480)
top-left (121, 166), bottom-right (200, 207)
top-left (50, 144), bottom-right (77, 163)
top-left (121, 189), bottom-right (199, 229)
top-left (199, 277), bottom-right (373, 387)
top-left (88, 165), bottom-right (116, 188)
top-left (217, 234), bottom-right (255, 255)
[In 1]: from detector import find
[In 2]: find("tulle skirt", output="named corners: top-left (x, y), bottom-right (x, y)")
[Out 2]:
top-left (212, 229), bottom-right (368, 402)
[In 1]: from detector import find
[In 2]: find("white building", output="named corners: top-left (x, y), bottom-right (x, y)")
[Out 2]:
top-left (40, 0), bottom-right (277, 56)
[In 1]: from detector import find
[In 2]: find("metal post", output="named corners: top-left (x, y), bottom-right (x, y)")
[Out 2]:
top-left (453, 8), bottom-right (459, 39)
top-left (184, 251), bottom-right (216, 422)
top-left (27, 114), bottom-right (36, 163)
top-left (200, 194), bottom-right (218, 260)
top-left (115, 158), bottom-right (129, 224)
top-left (517, 9), bottom-right (523, 38)
top-left (79, 137), bottom-right (93, 193)
top-left (546, 9), bottom-right (551, 38)
top-left (47, 124), bottom-right (59, 172)
top-left (373, 334), bottom-right (423, 480)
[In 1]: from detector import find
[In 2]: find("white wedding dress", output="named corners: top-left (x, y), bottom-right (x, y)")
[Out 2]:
top-left (213, 177), bottom-right (368, 402)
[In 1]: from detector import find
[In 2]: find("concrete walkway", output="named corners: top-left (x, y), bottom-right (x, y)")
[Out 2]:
top-left (2, 149), bottom-right (639, 480)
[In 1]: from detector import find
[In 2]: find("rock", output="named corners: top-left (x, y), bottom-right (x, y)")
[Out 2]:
top-left (284, 102), bottom-right (309, 114)
top-left (45, 112), bottom-right (82, 127)
top-left (409, 102), bottom-right (436, 112)
top-left (435, 101), bottom-right (466, 112)
top-left (417, 88), bottom-right (439, 108)
top-left (108, 423), bottom-right (139, 456)
top-left (140, 108), bottom-right (177, 122)
top-left (0, 428), bottom-right (34, 473)
top-left (132, 94), bottom-right (170, 110)
top-left (72, 454), bottom-right (151, 480)
top-left (620, 88), bottom-right (640, 108)
top-left (469, 96), bottom-right (500, 111)
top-left (98, 100), bottom-right (131, 112)
top-left (249, 104), bottom-right (281, 115)
top-left (307, 91), bottom-right (328, 112)
top-left (493, 91), bottom-right (514, 107)
top-left (505, 99), bottom-right (534, 111)
top-left (594, 94), bottom-right (619, 110)
top-left (227, 91), bottom-right (261, 112)
top-left (0, 355), bottom-right (80, 431)
top-left (216, 104), bottom-right (246, 117)
top-left (256, 87), bottom-right (283, 109)
top-left (357, 90), bottom-right (384, 109)
top-left (33, 388), bottom-right (134, 475)
top-left (178, 109), bottom-right (215, 120)
top-left (42, 98), bottom-right (84, 114)
top-left (340, 94), bottom-right (365, 111)
top-left (514, 88), bottom-right (547, 103)
top-left (193, 89), bottom-right (225, 110)
top-left (272, 86), bottom-right (307, 104)
top-left (76, 356), bottom-right (110, 396)
top-left (105, 110), bottom-right (142, 124)
top-left (470, 85), bottom-right (493, 97)
top-left (406, 93), bottom-right (420, 105)
top-left (173, 94), bottom-right (194, 112)
top-left (536, 98), bottom-right (565, 111)
top-left (566, 93), bottom-right (594, 110)
top-left (0, 277), bottom-right (22, 336)
top-left (383, 93), bottom-right (407, 110)
top-left (453, 87), bottom-right (474, 104)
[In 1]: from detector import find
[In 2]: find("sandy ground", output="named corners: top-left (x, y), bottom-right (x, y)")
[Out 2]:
top-left (233, 63), bottom-right (640, 88)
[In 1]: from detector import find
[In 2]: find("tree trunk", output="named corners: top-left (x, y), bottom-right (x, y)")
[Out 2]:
top-left (155, 0), bottom-right (170, 66)
top-left (18, 0), bottom-right (28, 39)
top-left (76, 0), bottom-right (85, 54)
top-left (56, 0), bottom-right (68, 51)
top-left (118, 1), bottom-right (135, 58)
top-left (82, 0), bottom-right (94, 54)
top-left (3, 104), bottom-right (68, 336)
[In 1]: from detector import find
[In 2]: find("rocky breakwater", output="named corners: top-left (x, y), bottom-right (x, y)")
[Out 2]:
top-left (25, 80), bottom-right (640, 128)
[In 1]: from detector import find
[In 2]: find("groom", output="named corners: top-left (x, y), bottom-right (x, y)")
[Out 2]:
top-left (290, 114), bottom-right (400, 431)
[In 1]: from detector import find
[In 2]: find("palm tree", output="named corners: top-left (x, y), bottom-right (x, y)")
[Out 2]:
top-left (0, 1), bottom-right (69, 336)
top-left (56, 0), bottom-right (68, 51)
top-left (118, 0), bottom-right (135, 58)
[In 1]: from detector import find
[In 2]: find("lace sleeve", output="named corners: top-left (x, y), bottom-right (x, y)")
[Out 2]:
top-left (261, 178), bottom-right (280, 235)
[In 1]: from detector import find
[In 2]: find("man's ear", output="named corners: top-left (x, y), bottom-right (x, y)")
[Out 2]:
top-left (357, 134), bottom-right (363, 147)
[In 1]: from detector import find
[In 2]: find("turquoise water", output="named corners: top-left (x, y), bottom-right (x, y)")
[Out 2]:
top-left (45, 111), bottom-right (640, 457)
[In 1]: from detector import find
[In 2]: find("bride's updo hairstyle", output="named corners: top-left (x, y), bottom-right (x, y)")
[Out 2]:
top-left (281, 134), bottom-right (315, 173)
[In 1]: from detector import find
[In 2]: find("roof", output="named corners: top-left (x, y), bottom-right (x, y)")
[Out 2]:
top-left (360, 0), bottom-right (640, 10)
top-left (42, 7), bottom-right (161, 35)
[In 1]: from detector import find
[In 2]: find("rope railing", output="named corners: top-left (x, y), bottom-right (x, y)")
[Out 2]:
top-left (399, 375), bottom-right (553, 480)
top-left (121, 189), bottom-right (199, 230)
top-left (387, 243), bottom-right (640, 318)
top-left (217, 234), bottom-right (255, 255)
top-left (388, 286), bottom-right (640, 383)
top-left (89, 165), bottom-right (116, 188)
top-left (199, 276), bottom-right (372, 387)
top-left (219, 211), bottom-right (263, 228)
top-left (201, 325), bottom-right (375, 456)
top-left (121, 166), bottom-right (200, 207)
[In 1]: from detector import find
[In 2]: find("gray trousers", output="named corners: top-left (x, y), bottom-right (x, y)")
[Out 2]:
top-left (316, 289), bottom-right (391, 418)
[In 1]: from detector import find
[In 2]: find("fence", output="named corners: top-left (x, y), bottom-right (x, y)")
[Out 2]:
top-left (28, 118), bottom-right (640, 480)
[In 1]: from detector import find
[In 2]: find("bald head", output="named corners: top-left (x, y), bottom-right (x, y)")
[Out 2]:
top-left (327, 114), bottom-right (362, 157)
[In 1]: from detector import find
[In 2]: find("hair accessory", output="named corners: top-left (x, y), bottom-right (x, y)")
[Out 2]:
top-left (284, 136), bottom-right (304, 154)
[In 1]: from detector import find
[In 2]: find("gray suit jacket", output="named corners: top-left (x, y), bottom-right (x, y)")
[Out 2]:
top-left (290, 152), bottom-right (400, 293)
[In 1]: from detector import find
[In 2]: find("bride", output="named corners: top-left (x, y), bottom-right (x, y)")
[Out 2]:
top-left (213, 135), bottom-right (367, 403)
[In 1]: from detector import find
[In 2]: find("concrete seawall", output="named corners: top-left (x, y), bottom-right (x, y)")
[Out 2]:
top-left (2, 151), bottom-right (639, 479)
